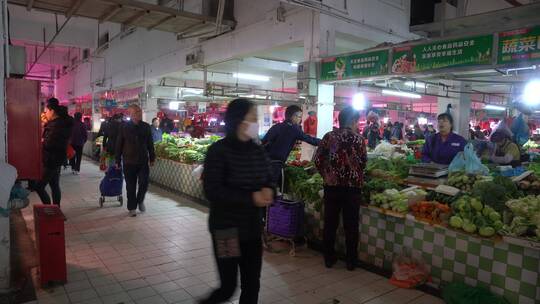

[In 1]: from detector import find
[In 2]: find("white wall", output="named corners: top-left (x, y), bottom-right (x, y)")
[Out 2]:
top-left (57, 2), bottom-right (315, 98)
top-left (52, 0), bottom-right (418, 100)
top-left (9, 4), bottom-right (98, 49)
top-left (316, 0), bottom-right (418, 46)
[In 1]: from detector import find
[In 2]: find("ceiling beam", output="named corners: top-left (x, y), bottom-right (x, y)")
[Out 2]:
top-left (26, 0), bottom-right (34, 11)
top-left (504, 0), bottom-right (523, 6)
top-left (98, 0), bottom-right (234, 26)
top-left (124, 9), bottom-right (149, 26)
top-left (147, 15), bottom-right (175, 31)
top-left (99, 4), bottom-right (122, 24)
top-left (176, 22), bottom-right (207, 37)
top-left (66, 0), bottom-right (86, 18)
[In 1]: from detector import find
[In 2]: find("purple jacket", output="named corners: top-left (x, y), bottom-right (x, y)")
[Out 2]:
top-left (422, 132), bottom-right (467, 165)
top-left (71, 120), bottom-right (88, 147)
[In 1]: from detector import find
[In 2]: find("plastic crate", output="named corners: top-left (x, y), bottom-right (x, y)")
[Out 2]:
top-left (267, 198), bottom-right (304, 238)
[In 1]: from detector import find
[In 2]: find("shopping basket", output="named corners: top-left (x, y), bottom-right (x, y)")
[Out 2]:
top-left (265, 167), bottom-right (306, 256)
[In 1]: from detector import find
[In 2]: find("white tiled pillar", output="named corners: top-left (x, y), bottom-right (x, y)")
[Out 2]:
top-left (317, 84), bottom-right (335, 138)
top-left (437, 82), bottom-right (471, 138)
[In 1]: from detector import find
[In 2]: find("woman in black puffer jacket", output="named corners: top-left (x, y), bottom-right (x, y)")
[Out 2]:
top-left (199, 99), bottom-right (274, 304)
top-left (35, 98), bottom-right (73, 206)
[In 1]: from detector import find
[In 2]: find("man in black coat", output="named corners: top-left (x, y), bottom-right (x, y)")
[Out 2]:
top-left (115, 105), bottom-right (155, 217)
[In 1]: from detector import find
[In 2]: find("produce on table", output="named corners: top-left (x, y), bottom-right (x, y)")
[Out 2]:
top-left (363, 178), bottom-right (402, 204)
top-left (370, 189), bottom-right (409, 213)
top-left (517, 173), bottom-right (540, 193)
top-left (426, 191), bottom-right (459, 205)
top-left (284, 166), bottom-right (324, 211)
top-left (499, 195), bottom-right (540, 241)
top-left (365, 178), bottom-right (401, 193)
top-left (287, 160), bottom-right (311, 167)
top-left (527, 161), bottom-right (540, 177)
top-left (372, 142), bottom-right (413, 159)
top-left (410, 201), bottom-right (451, 224)
top-left (522, 139), bottom-right (539, 150)
top-left (406, 139), bottom-right (425, 146)
top-left (472, 176), bottom-right (522, 212)
top-left (367, 157), bottom-right (418, 180)
top-left (449, 196), bottom-right (502, 237)
top-left (446, 172), bottom-right (483, 192)
top-left (154, 134), bottom-right (220, 164)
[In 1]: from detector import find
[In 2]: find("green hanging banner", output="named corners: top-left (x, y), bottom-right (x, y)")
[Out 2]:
top-left (391, 35), bottom-right (493, 74)
top-left (319, 49), bottom-right (389, 81)
top-left (498, 26), bottom-right (540, 65)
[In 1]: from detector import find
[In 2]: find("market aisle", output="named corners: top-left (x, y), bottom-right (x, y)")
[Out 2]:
top-left (20, 160), bottom-right (444, 304)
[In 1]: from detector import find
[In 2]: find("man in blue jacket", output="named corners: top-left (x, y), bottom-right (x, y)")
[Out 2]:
top-left (262, 105), bottom-right (320, 187)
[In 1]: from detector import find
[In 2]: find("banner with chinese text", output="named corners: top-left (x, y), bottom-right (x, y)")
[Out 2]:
top-left (391, 35), bottom-right (493, 74)
top-left (498, 27), bottom-right (540, 64)
top-left (320, 50), bottom-right (389, 81)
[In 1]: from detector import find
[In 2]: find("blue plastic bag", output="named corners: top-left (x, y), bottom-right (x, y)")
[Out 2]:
top-left (449, 143), bottom-right (489, 175)
top-left (511, 114), bottom-right (529, 146)
top-left (448, 151), bottom-right (466, 173)
top-left (464, 143), bottom-right (489, 175)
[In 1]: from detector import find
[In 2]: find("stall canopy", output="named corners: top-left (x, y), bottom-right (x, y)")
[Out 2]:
top-left (319, 25), bottom-right (540, 120)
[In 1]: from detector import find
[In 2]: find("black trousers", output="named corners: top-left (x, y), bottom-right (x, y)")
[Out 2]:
top-left (69, 145), bottom-right (84, 171)
top-left (123, 163), bottom-right (149, 211)
top-left (200, 238), bottom-right (263, 304)
top-left (35, 166), bottom-right (62, 205)
top-left (323, 188), bottom-right (361, 262)
top-left (269, 161), bottom-right (283, 190)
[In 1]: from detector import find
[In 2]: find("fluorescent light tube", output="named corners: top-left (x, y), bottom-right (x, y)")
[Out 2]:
top-left (382, 89), bottom-right (421, 99)
top-left (484, 104), bottom-right (506, 111)
top-left (405, 81), bottom-right (426, 89)
top-left (233, 73), bottom-right (270, 82)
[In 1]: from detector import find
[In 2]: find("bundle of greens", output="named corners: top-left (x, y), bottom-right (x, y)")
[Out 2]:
top-left (471, 176), bottom-right (523, 212)
top-left (155, 134), bottom-right (221, 164)
top-left (499, 195), bottom-right (540, 241)
top-left (366, 157), bottom-right (418, 180)
top-left (426, 191), bottom-right (459, 205)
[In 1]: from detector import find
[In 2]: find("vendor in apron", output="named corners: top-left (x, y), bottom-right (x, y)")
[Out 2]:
top-left (489, 129), bottom-right (521, 167)
top-left (422, 113), bottom-right (467, 165)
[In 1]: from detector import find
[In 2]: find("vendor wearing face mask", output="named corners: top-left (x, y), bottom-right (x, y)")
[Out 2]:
top-left (489, 129), bottom-right (521, 166)
top-left (422, 113), bottom-right (467, 165)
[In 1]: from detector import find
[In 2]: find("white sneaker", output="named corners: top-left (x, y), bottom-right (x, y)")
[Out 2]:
top-left (139, 202), bottom-right (146, 212)
top-left (129, 210), bottom-right (137, 217)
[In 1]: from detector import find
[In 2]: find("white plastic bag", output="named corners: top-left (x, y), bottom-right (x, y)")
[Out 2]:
top-left (191, 165), bottom-right (204, 180)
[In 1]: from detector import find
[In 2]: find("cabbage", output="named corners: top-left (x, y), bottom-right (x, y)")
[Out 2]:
top-left (450, 216), bottom-right (463, 228)
top-left (463, 223), bottom-right (477, 233)
top-left (479, 226), bottom-right (495, 237)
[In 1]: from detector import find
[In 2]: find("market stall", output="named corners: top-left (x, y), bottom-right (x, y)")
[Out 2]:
top-left (312, 25), bottom-right (540, 304)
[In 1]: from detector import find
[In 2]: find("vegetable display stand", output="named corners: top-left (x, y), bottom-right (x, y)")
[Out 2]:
top-left (302, 204), bottom-right (539, 304)
top-left (149, 158), bottom-right (206, 202)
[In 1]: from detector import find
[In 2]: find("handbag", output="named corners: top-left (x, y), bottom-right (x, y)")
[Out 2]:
top-left (66, 144), bottom-right (76, 160)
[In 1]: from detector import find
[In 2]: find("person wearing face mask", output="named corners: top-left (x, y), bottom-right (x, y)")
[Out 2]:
top-left (262, 105), bottom-right (321, 187)
top-left (315, 106), bottom-right (367, 271)
top-left (422, 113), bottom-right (467, 165)
top-left (199, 99), bottom-right (273, 304)
top-left (115, 105), bottom-right (155, 217)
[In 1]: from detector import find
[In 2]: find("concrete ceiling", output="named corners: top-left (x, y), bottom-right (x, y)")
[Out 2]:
top-left (8, 0), bottom-right (235, 37)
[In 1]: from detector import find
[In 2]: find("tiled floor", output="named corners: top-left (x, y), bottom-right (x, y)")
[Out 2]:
top-left (21, 161), bottom-right (444, 304)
